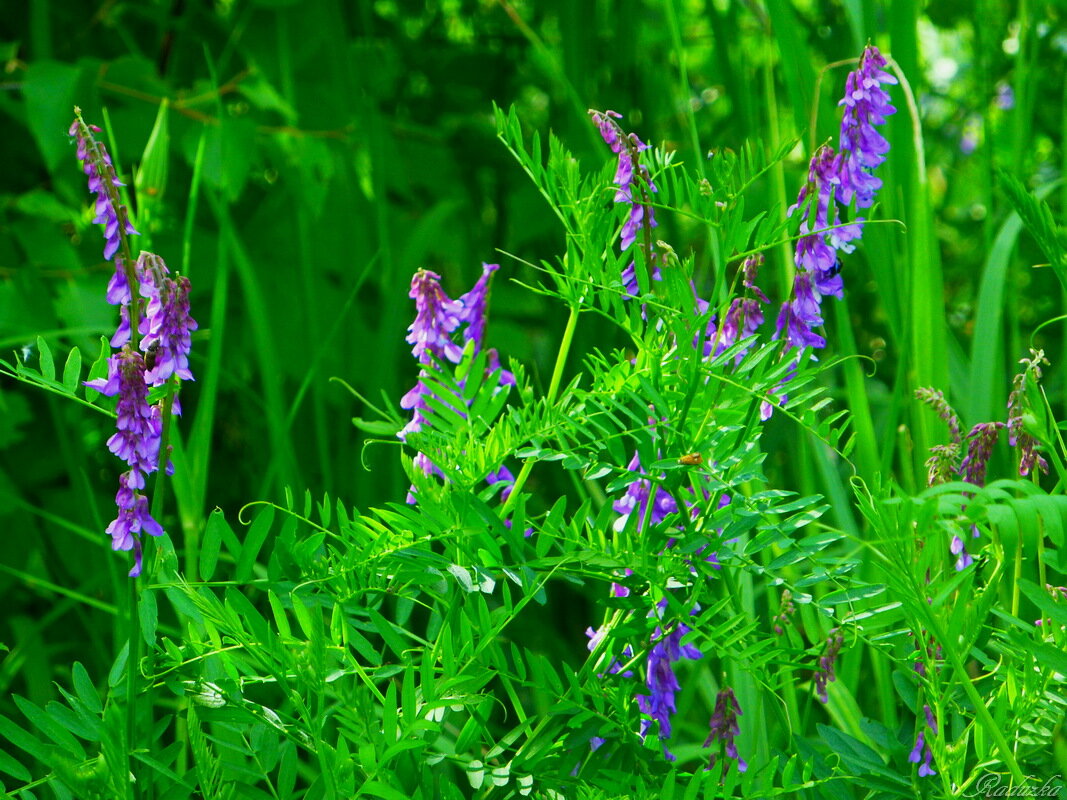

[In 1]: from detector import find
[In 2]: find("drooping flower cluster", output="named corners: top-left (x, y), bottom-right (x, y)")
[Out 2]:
top-left (776, 44), bottom-right (896, 355)
top-left (72, 113), bottom-right (196, 577)
top-left (704, 688), bottom-right (747, 773)
top-left (909, 704), bottom-right (937, 777)
top-left (399, 264), bottom-right (514, 501)
top-left (773, 589), bottom-right (796, 635)
top-left (85, 349), bottom-right (162, 488)
top-left (589, 109), bottom-right (660, 296)
top-left (637, 611), bottom-right (702, 761)
top-left (813, 629), bottom-right (844, 703)
top-left (69, 109), bottom-right (139, 263)
top-left (1007, 349), bottom-right (1050, 477)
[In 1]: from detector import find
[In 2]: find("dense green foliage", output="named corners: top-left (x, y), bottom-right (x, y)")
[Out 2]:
top-left (1, 1), bottom-right (1066, 798)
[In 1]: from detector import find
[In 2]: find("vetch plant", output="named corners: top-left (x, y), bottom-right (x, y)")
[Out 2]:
top-left (2, 23), bottom-right (1066, 800)
top-left (72, 110), bottom-right (198, 578)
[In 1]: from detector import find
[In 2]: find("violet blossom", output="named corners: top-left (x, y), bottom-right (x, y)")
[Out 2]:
top-left (106, 471), bottom-right (164, 578)
top-left (774, 44), bottom-right (896, 359)
top-left (69, 109), bottom-right (139, 263)
top-left (1007, 349), bottom-right (1049, 477)
top-left (705, 687), bottom-right (747, 773)
top-left (399, 266), bottom-right (514, 501)
top-left (908, 704), bottom-right (937, 777)
top-left (73, 113), bottom-right (196, 581)
top-left (85, 348), bottom-right (162, 489)
top-left (813, 629), bottom-right (844, 703)
top-left (589, 109), bottom-right (660, 296)
top-left (637, 614), bottom-right (702, 760)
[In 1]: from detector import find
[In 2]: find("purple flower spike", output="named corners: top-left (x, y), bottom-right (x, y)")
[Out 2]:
top-left (705, 687), bottom-right (747, 773)
top-left (814, 629), bottom-right (844, 703)
top-left (836, 45), bottom-right (898, 209)
top-left (69, 112), bottom-right (139, 261)
top-left (590, 109), bottom-right (659, 292)
top-left (637, 618), bottom-right (702, 759)
top-left (85, 347), bottom-right (162, 487)
top-left (910, 705), bottom-right (938, 777)
top-left (106, 471), bottom-right (164, 577)
top-left (137, 253), bottom-right (198, 386)
top-left (960, 421), bottom-right (1004, 487)
top-left (458, 263), bottom-right (499, 352)
top-left (1007, 350), bottom-right (1050, 477)
top-left (771, 44), bottom-right (895, 368)
top-left (406, 270), bottom-right (465, 365)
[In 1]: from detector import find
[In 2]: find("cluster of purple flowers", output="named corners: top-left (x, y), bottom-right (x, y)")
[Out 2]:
top-left (908, 704), bottom-right (938, 777)
top-left (72, 111), bottom-right (197, 577)
top-left (704, 687), bottom-right (747, 773)
top-left (69, 110), bottom-right (139, 263)
top-left (776, 44), bottom-right (897, 355)
top-left (589, 109), bottom-right (660, 296)
top-left (637, 613), bottom-right (702, 761)
top-left (1007, 349), bottom-right (1050, 477)
top-left (399, 265), bottom-right (514, 502)
top-left (813, 628), bottom-right (844, 703)
top-left (914, 379), bottom-right (1054, 570)
top-left (584, 45), bottom-right (895, 771)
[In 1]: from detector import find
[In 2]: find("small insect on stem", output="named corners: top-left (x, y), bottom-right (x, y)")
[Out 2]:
top-left (678, 453), bottom-right (703, 466)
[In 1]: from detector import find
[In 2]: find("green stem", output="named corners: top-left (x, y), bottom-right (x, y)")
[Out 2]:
top-left (125, 575), bottom-right (140, 800)
top-left (502, 303), bottom-right (580, 516)
top-left (922, 604), bottom-right (1026, 784)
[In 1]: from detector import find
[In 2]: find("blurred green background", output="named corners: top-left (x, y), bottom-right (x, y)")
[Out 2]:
top-left (0, 0), bottom-right (1063, 711)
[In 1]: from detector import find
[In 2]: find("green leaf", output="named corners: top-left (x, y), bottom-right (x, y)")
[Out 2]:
top-left (12, 694), bottom-right (84, 758)
top-left (62, 346), bottom-right (82, 393)
top-left (236, 506), bottom-right (275, 583)
top-left (0, 713), bottom-right (49, 762)
top-left (139, 587), bottom-right (158, 647)
top-left (200, 509), bottom-right (229, 581)
top-left (135, 99), bottom-right (170, 206)
top-left (0, 745), bottom-right (30, 781)
top-left (72, 662), bottom-right (102, 715)
top-left (37, 336), bottom-right (55, 381)
top-left (821, 584), bottom-right (886, 606)
top-left (367, 608), bottom-right (407, 661)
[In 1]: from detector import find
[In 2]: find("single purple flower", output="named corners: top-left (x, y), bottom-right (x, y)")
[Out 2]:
top-left (612, 453), bottom-right (678, 532)
top-left (486, 464), bottom-right (515, 503)
top-left (950, 533), bottom-right (974, 571)
top-left (106, 257), bottom-right (133, 306)
top-left (585, 624), bottom-right (635, 678)
top-left (995, 82), bottom-right (1015, 110)
top-left (704, 687), bottom-right (747, 773)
